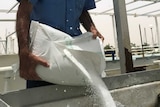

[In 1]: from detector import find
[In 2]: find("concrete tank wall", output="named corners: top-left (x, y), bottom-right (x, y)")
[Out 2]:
top-left (29, 81), bottom-right (160, 107)
top-left (1, 70), bottom-right (160, 107)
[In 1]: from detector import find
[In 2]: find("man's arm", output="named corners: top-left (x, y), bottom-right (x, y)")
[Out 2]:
top-left (79, 10), bottom-right (104, 41)
top-left (16, 0), bottom-right (49, 80)
top-left (16, 0), bottom-right (31, 55)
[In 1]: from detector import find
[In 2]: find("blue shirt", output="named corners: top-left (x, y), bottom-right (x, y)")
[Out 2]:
top-left (17, 0), bottom-right (96, 37)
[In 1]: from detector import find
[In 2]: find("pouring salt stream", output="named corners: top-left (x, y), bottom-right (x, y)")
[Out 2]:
top-left (64, 49), bottom-right (116, 107)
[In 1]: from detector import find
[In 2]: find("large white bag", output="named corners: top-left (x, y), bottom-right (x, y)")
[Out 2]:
top-left (29, 21), bottom-right (106, 86)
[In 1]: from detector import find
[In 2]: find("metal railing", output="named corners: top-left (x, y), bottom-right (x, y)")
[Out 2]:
top-left (0, 31), bottom-right (16, 54)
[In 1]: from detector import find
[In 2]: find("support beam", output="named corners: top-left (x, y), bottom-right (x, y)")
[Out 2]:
top-left (155, 17), bottom-right (160, 51)
top-left (113, 0), bottom-right (134, 73)
top-left (7, 2), bottom-right (19, 13)
top-left (0, 19), bottom-right (16, 22)
top-left (111, 15), bottom-right (119, 59)
top-left (0, 10), bottom-right (17, 13)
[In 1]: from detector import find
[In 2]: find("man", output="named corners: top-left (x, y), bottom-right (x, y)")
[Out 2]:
top-left (16, 0), bottom-right (104, 88)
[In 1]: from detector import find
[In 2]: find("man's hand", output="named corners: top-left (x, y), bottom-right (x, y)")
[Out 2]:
top-left (90, 24), bottom-right (104, 42)
top-left (19, 52), bottom-right (49, 80)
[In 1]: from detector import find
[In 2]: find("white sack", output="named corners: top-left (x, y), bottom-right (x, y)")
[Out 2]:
top-left (29, 21), bottom-right (106, 86)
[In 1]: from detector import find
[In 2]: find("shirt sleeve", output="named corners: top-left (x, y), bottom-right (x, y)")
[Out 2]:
top-left (83, 0), bottom-right (96, 10)
top-left (17, 0), bottom-right (38, 5)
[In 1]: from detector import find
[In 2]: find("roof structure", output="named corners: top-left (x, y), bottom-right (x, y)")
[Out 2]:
top-left (0, 0), bottom-right (160, 20)
top-left (91, 0), bottom-right (160, 17)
